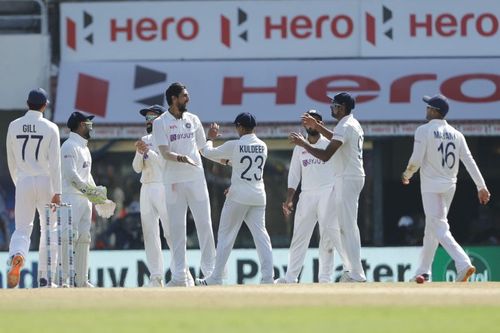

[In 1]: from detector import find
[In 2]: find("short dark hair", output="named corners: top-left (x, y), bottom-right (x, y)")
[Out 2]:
top-left (28, 102), bottom-right (45, 111)
top-left (165, 82), bottom-right (186, 106)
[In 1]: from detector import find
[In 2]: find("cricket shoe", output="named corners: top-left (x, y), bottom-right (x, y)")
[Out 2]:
top-left (339, 271), bottom-right (366, 283)
top-left (7, 254), bottom-right (24, 288)
top-left (261, 278), bottom-right (275, 284)
top-left (187, 271), bottom-right (195, 287)
top-left (456, 265), bottom-right (476, 282)
top-left (195, 277), bottom-right (222, 286)
top-left (145, 276), bottom-right (164, 288)
top-left (165, 279), bottom-right (188, 287)
top-left (409, 273), bottom-right (430, 283)
top-left (38, 278), bottom-right (59, 288)
top-left (77, 281), bottom-right (95, 288)
top-left (274, 278), bottom-right (289, 284)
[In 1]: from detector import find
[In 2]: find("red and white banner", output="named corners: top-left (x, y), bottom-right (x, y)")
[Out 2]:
top-left (60, 0), bottom-right (500, 61)
top-left (54, 58), bottom-right (500, 124)
top-left (60, 0), bottom-right (359, 61)
top-left (361, 0), bottom-right (500, 56)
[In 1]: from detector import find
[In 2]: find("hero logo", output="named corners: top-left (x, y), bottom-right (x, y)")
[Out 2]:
top-left (221, 8), bottom-right (249, 48)
top-left (66, 11), bottom-right (94, 50)
top-left (365, 7), bottom-right (500, 45)
top-left (222, 73), bottom-right (500, 105)
top-left (365, 6), bottom-right (394, 46)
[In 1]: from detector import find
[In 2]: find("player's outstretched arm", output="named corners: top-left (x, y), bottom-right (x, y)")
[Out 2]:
top-left (289, 132), bottom-right (341, 162)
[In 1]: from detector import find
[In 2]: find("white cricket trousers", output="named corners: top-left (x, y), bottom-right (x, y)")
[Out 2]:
top-left (208, 199), bottom-right (274, 283)
top-left (337, 176), bottom-right (366, 281)
top-left (285, 186), bottom-right (344, 283)
top-left (415, 186), bottom-right (472, 276)
top-left (9, 175), bottom-right (57, 280)
top-left (165, 179), bottom-right (216, 283)
top-left (140, 182), bottom-right (171, 278)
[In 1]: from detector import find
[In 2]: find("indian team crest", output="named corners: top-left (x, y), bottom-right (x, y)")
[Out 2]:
top-left (443, 251), bottom-right (491, 282)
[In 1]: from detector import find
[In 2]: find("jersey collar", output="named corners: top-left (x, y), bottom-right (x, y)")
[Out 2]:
top-left (69, 131), bottom-right (88, 146)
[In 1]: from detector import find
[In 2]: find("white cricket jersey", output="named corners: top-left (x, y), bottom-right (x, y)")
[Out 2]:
top-left (406, 119), bottom-right (486, 193)
top-left (61, 132), bottom-right (95, 195)
top-left (331, 114), bottom-right (365, 177)
top-left (132, 134), bottom-right (164, 184)
top-left (152, 111), bottom-right (206, 184)
top-left (6, 110), bottom-right (62, 194)
top-left (288, 136), bottom-right (335, 192)
top-left (201, 133), bottom-right (267, 206)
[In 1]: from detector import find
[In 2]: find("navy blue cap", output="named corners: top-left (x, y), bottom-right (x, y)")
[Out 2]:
top-left (139, 104), bottom-right (166, 117)
top-left (306, 109), bottom-right (322, 121)
top-left (328, 92), bottom-right (355, 110)
top-left (27, 88), bottom-right (49, 105)
top-left (234, 112), bottom-right (257, 128)
top-left (67, 111), bottom-right (95, 130)
top-left (423, 94), bottom-right (449, 116)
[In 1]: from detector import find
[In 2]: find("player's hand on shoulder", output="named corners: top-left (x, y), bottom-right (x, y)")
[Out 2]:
top-left (478, 188), bottom-right (491, 205)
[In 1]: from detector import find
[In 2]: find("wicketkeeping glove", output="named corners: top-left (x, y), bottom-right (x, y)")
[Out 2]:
top-left (78, 184), bottom-right (108, 204)
top-left (95, 199), bottom-right (116, 219)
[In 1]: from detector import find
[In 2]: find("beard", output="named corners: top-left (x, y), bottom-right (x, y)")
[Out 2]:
top-left (178, 103), bottom-right (187, 112)
top-left (83, 130), bottom-right (91, 140)
top-left (146, 123), bottom-right (153, 134)
top-left (306, 128), bottom-right (319, 136)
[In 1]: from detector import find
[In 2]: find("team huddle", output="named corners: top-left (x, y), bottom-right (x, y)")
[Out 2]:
top-left (5, 83), bottom-right (491, 288)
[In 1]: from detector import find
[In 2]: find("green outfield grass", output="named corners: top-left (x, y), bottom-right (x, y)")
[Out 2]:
top-left (1, 283), bottom-right (499, 333)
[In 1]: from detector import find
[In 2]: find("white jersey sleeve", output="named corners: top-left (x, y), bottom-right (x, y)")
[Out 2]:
top-left (287, 146), bottom-right (301, 190)
top-left (132, 151), bottom-right (144, 173)
top-left (458, 133), bottom-right (487, 190)
top-left (152, 116), bottom-right (168, 147)
top-left (194, 115), bottom-right (207, 150)
top-left (404, 125), bottom-right (427, 179)
top-left (61, 143), bottom-right (87, 191)
top-left (200, 140), bottom-right (236, 161)
top-left (48, 125), bottom-right (62, 194)
top-left (6, 126), bottom-right (18, 185)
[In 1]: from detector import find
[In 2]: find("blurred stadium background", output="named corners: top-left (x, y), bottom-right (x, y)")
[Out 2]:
top-left (0, 0), bottom-right (499, 287)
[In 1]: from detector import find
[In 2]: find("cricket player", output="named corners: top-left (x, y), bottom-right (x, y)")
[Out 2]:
top-left (290, 92), bottom-right (367, 282)
top-left (6, 88), bottom-right (61, 288)
top-left (402, 94), bottom-right (490, 283)
top-left (152, 82), bottom-right (216, 287)
top-left (61, 112), bottom-right (115, 287)
top-left (196, 112), bottom-right (274, 285)
top-left (277, 110), bottom-right (345, 284)
top-left (133, 105), bottom-right (194, 287)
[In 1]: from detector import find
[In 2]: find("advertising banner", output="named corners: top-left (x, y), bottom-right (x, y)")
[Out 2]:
top-left (432, 246), bottom-right (500, 282)
top-left (60, 1), bottom-right (500, 61)
top-left (60, 0), bottom-right (359, 61)
top-left (0, 247), bottom-right (422, 288)
top-left (55, 58), bottom-right (500, 124)
top-left (361, 0), bottom-right (500, 57)
top-left (0, 35), bottom-right (50, 110)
